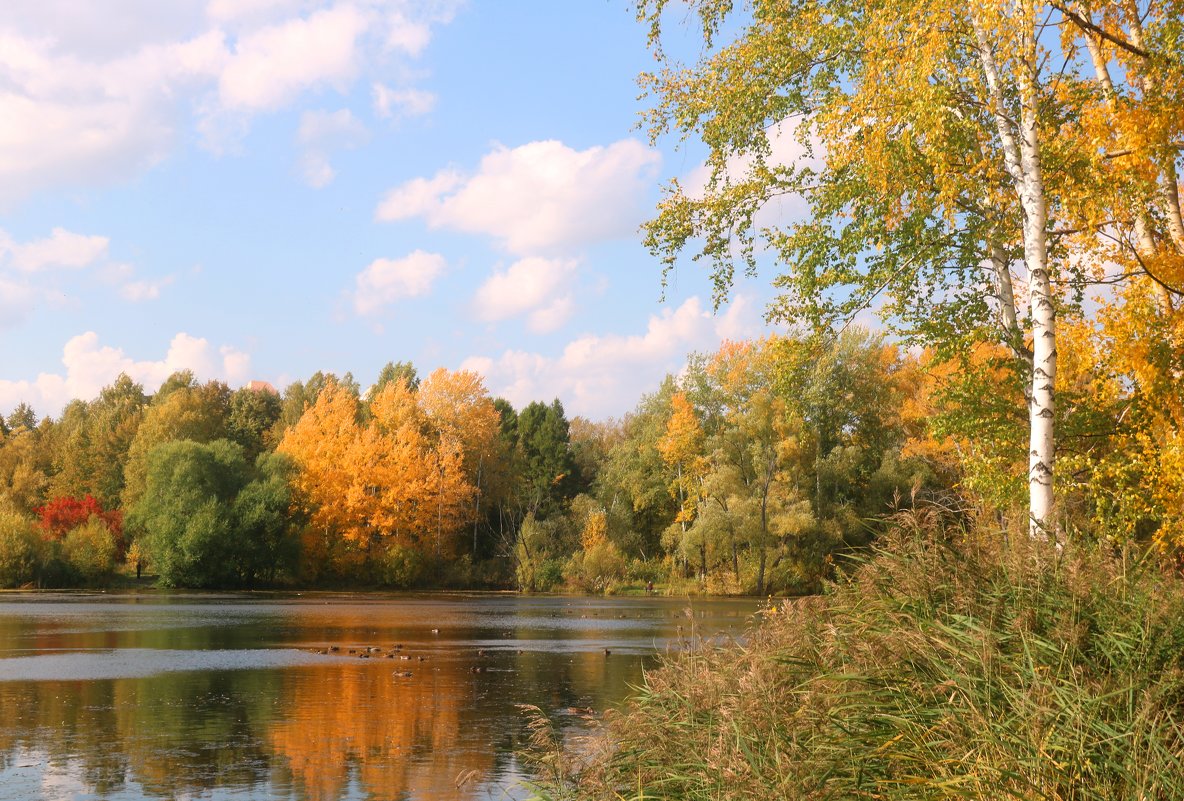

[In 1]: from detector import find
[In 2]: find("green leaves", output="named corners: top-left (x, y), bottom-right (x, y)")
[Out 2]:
top-left (129, 440), bottom-right (299, 588)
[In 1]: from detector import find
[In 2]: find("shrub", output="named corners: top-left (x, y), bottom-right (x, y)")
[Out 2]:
top-left (565, 541), bottom-right (627, 593)
top-left (0, 511), bottom-right (43, 588)
top-left (379, 543), bottom-right (426, 589)
top-left (62, 516), bottom-right (118, 584)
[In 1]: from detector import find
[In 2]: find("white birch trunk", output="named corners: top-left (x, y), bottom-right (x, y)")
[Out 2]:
top-left (973, 13), bottom-right (1056, 537)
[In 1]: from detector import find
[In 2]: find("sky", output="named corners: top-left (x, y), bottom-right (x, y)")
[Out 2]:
top-left (0, 0), bottom-right (784, 422)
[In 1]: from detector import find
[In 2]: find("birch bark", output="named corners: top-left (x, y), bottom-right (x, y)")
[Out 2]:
top-left (973, 11), bottom-right (1056, 537)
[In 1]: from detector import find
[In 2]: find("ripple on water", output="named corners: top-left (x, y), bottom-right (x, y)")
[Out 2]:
top-left (0, 648), bottom-right (341, 682)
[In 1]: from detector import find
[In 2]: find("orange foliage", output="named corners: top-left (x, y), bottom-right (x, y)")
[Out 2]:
top-left (266, 662), bottom-right (492, 801)
top-left (279, 373), bottom-right (498, 570)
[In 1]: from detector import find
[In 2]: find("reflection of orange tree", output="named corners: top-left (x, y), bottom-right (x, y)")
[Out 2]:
top-left (266, 662), bottom-right (494, 801)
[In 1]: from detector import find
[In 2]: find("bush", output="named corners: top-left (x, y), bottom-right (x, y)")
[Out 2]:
top-left (565, 541), bottom-right (627, 593)
top-left (378, 543), bottom-right (426, 589)
top-left (0, 511), bottom-right (43, 588)
top-left (62, 515), bottom-right (118, 584)
top-left (535, 559), bottom-right (566, 592)
top-left (625, 558), bottom-right (666, 585)
top-left (526, 522), bottom-right (1184, 800)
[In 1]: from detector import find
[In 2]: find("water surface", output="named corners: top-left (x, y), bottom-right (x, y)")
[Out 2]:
top-left (0, 592), bottom-right (762, 801)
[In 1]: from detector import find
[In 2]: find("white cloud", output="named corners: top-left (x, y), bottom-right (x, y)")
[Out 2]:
top-left (295, 107), bottom-right (369, 187)
top-left (0, 27), bottom-right (229, 205)
top-left (384, 12), bottom-right (432, 56)
top-left (372, 83), bottom-right (435, 119)
top-left (352, 249), bottom-right (447, 316)
top-left (473, 257), bottom-right (578, 331)
top-left (0, 2), bottom-right (455, 206)
top-left (527, 296), bottom-right (575, 335)
top-left (120, 275), bottom-right (177, 302)
top-left (376, 138), bottom-right (662, 254)
top-left (206, 0), bottom-right (304, 25)
top-left (2, 227), bottom-right (109, 272)
top-left (217, 6), bottom-right (365, 112)
top-left (0, 331), bottom-right (253, 417)
top-left (3, 0), bottom-right (208, 59)
top-left (461, 295), bottom-right (762, 418)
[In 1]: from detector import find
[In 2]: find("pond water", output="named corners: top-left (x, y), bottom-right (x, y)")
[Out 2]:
top-left (0, 592), bottom-right (763, 801)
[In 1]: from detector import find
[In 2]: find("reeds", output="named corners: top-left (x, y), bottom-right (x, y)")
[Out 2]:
top-left (524, 517), bottom-right (1184, 800)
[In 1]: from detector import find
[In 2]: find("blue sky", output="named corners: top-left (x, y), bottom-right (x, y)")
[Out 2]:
top-left (0, 0), bottom-right (779, 420)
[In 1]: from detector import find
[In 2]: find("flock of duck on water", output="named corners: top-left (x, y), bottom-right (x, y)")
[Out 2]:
top-left (305, 631), bottom-right (613, 679)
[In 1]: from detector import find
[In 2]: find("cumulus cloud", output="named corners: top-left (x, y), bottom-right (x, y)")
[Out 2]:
top-left (296, 107), bottom-right (369, 187)
top-left (473, 257), bottom-right (578, 332)
top-left (217, 6), bottom-right (365, 111)
top-left (353, 249), bottom-right (447, 316)
top-left (461, 295), bottom-right (763, 418)
top-left (205, 0), bottom-right (303, 25)
top-left (1, 227), bottom-right (109, 272)
top-left (120, 275), bottom-right (177, 302)
top-left (0, 27), bottom-right (228, 205)
top-left (376, 138), bottom-right (662, 254)
top-left (0, 2), bottom-right (455, 206)
top-left (0, 331), bottom-right (252, 416)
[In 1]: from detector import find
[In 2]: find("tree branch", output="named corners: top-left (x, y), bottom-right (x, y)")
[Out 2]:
top-left (1051, 1), bottom-right (1152, 61)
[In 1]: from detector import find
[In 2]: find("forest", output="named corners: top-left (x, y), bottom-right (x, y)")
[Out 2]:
top-left (0, 314), bottom-right (1179, 593)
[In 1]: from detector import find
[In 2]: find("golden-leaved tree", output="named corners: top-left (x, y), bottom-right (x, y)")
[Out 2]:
top-left (279, 372), bottom-right (496, 576)
top-left (635, 0), bottom-right (1183, 537)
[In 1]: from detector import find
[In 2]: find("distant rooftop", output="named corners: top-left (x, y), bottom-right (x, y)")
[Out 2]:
top-left (246, 380), bottom-right (279, 395)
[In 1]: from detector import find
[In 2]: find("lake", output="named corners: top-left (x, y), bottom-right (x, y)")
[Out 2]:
top-left (0, 592), bottom-right (764, 801)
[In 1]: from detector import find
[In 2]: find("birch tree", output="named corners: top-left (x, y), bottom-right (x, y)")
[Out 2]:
top-left (636, 0), bottom-right (1183, 536)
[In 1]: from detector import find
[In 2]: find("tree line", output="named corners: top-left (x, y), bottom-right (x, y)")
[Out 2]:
top-left (1, 320), bottom-right (1180, 591)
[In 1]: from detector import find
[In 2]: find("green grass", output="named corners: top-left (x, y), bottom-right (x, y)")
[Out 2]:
top-left (522, 516), bottom-right (1184, 800)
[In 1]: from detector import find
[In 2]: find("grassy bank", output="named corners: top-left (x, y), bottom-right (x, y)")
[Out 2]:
top-left (524, 518), bottom-right (1184, 800)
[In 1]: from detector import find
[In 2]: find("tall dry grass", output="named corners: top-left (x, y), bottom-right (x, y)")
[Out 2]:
top-left (524, 515), bottom-right (1184, 800)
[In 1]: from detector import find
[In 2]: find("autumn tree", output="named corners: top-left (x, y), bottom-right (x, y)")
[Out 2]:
top-left (658, 392), bottom-right (707, 573)
top-left (278, 381), bottom-right (370, 573)
top-left (121, 375), bottom-right (231, 511)
top-left (635, 0), bottom-right (1182, 537)
top-left (417, 369), bottom-right (500, 556)
top-left (36, 495), bottom-right (122, 544)
top-left (0, 422), bottom-right (50, 515)
top-left (598, 381), bottom-right (681, 559)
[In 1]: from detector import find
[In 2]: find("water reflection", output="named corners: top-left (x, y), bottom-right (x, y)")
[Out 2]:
top-left (0, 594), bottom-right (760, 800)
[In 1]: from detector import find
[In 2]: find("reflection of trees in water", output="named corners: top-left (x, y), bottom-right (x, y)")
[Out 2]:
top-left (267, 663), bottom-right (494, 801)
top-left (0, 598), bottom-right (734, 800)
top-left (0, 670), bottom-right (278, 798)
